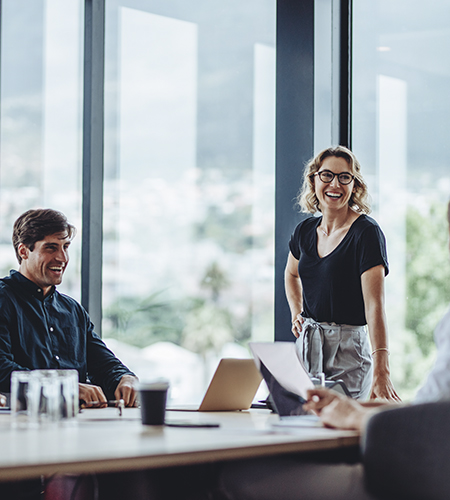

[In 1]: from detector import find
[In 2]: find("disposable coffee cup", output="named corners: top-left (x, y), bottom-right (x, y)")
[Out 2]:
top-left (138, 381), bottom-right (169, 425)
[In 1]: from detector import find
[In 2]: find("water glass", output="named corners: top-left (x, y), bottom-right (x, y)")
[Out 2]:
top-left (28, 370), bottom-right (60, 425)
top-left (28, 369), bottom-right (79, 426)
top-left (56, 369), bottom-right (79, 421)
top-left (10, 371), bottom-right (33, 428)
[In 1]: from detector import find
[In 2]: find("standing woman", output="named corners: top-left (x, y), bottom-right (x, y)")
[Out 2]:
top-left (285, 146), bottom-right (399, 400)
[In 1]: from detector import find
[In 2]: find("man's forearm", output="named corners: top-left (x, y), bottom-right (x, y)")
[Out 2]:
top-left (0, 359), bottom-right (29, 393)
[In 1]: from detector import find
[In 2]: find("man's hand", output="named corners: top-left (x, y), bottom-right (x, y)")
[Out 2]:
top-left (114, 375), bottom-right (138, 407)
top-left (79, 383), bottom-right (107, 407)
top-left (0, 393), bottom-right (6, 407)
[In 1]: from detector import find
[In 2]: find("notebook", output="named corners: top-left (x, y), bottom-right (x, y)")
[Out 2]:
top-left (167, 358), bottom-right (263, 412)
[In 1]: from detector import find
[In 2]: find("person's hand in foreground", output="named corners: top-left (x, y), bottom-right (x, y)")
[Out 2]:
top-left (114, 375), bottom-right (139, 407)
top-left (303, 388), bottom-right (378, 431)
top-left (0, 393), bottom-right (6, 407)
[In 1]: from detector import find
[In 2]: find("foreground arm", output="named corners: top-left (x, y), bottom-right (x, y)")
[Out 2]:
top-left (0, 394), bottom-right (6, 407)
top-left (284, 252), bottom-right (304, 338)
top-left (304, 388), bottom-right (385, 431)
top-left (361, 265), bottom-right (400, 401)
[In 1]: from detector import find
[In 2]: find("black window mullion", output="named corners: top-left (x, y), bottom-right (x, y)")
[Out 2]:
top-left (339, 0), bottom-right (352, 148)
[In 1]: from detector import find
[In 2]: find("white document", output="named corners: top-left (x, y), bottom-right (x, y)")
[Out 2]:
top-left (249, 342), bottom-right (314, 400)
top-left (272, 415), bottom-right (321, 428)
top-left (249, 342), bottom-right (314, 399)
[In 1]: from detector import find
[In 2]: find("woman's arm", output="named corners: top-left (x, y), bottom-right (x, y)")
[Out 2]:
top-left (284, 252), bottom-right (304, 338)
top-left (361, 265), bottom-right (401, 401)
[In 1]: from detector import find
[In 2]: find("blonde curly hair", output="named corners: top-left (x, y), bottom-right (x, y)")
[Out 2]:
top-left (297, 146), bottom-right (371, 214)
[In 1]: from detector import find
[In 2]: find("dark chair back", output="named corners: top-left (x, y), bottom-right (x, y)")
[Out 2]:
top-left (362, 401), bottom-right (450, 500)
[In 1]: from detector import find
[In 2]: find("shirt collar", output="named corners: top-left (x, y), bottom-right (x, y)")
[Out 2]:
top-left (4, 270), bottom-right (56, 301)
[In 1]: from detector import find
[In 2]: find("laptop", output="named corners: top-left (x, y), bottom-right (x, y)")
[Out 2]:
top-left (167, 358), bottom-right (263, 412)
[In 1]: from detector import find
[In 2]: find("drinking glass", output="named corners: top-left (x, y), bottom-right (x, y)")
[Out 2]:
top-left (10, 371), bottom-right (33, 428)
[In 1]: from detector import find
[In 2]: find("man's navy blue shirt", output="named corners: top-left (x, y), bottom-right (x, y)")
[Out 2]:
top-left (0, 270), bottom-right (134, 399)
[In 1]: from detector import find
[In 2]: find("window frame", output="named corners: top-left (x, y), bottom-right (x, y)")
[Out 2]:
top-left (30, 0), bottom-right (353, 338)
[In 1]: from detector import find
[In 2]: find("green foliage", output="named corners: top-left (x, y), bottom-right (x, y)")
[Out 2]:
top-left (406, 202), bottom-right (450, 356)
top-left (194, 205), bottom-right (253, 254)
top-left (103, 290), bottom-right (186, 348)
top-left (181, 300), bottom-right (233, 355)
top-left (201, 261), bottom-right (230, 303)
top-left (103, 261), bottom-right (252, 353)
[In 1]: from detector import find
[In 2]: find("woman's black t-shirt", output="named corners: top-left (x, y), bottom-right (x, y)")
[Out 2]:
top-left (288, 214), bottom-right (389, 325)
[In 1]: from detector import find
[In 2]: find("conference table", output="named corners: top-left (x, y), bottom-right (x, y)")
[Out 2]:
top-left (0, 407), bottom-right (359, 483)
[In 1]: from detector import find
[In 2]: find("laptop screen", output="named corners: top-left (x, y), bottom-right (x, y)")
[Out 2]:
top-left (259, 362), bottom-right (308, 417)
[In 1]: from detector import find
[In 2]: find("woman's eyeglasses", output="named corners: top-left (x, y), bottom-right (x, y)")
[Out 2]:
top-left (311, 170), bottom-right (355, 185)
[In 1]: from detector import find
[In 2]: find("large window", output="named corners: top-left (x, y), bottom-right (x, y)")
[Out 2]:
top-left (0, 0), bottom-right (84, 300)
top-left (353, 0), bottom-right (450, 399)
top-left (3, 0), bottom-right (445, 404)
top-left (102, 0), bottom-right (276, 403)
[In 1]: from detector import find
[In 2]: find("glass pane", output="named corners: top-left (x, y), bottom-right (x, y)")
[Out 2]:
top-left (0, 0), bottom-right (84, 300)
top-left (103, 0), bottom-right (276, 403)
top-left (353, 1), bottom-right (450, 399)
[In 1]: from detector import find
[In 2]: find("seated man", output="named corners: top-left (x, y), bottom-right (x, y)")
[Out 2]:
top-left (216, 199), bottom-right (450, 500)
top-left (0, 208), bottom-right (137, 406)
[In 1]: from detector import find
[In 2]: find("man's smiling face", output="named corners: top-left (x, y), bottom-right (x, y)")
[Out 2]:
top-left (18, 232), bottom-right (71, 295)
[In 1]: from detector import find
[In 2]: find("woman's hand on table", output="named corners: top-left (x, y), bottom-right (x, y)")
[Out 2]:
top-left (369, 371), bottom-right (401, 402)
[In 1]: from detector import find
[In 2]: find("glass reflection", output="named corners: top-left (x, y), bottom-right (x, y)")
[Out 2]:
top-left (0, 0), bottom-right (84, 300)
top-left (353, 0), bottom-right (450, 399)
top-left (103, 0), bottom-right (276, 403)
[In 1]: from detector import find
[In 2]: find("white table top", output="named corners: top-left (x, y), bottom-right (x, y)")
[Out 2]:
top-left (0, 408), bottom-right (359, 482)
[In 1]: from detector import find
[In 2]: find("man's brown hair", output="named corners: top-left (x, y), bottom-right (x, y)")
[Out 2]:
top-left (12, 209), bottom-right (76, 264)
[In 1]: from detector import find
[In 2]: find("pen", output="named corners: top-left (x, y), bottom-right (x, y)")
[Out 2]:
top-left (80, 399), bottom-right (125, 408)
top-left (310, 373), bottom-right (325, 403)
top-left (80, 399), bottom-right (125, 416)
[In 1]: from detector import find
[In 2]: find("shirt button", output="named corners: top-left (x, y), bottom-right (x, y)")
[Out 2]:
top-left (50, 327), bottom-right (54, 332)
top-left (55, 355), bottom-right (60, 360)
top-left (37, 289), bottom-right (42, 293)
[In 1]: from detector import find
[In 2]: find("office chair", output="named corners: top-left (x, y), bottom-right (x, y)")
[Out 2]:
top-left (362, 401), bottom-right (450, 500)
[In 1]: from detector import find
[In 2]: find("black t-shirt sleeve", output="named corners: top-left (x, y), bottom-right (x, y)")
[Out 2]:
top-left (288, 218), bottom-right (314, 260)
top-left (358, 223), bottom-right (389, 277)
